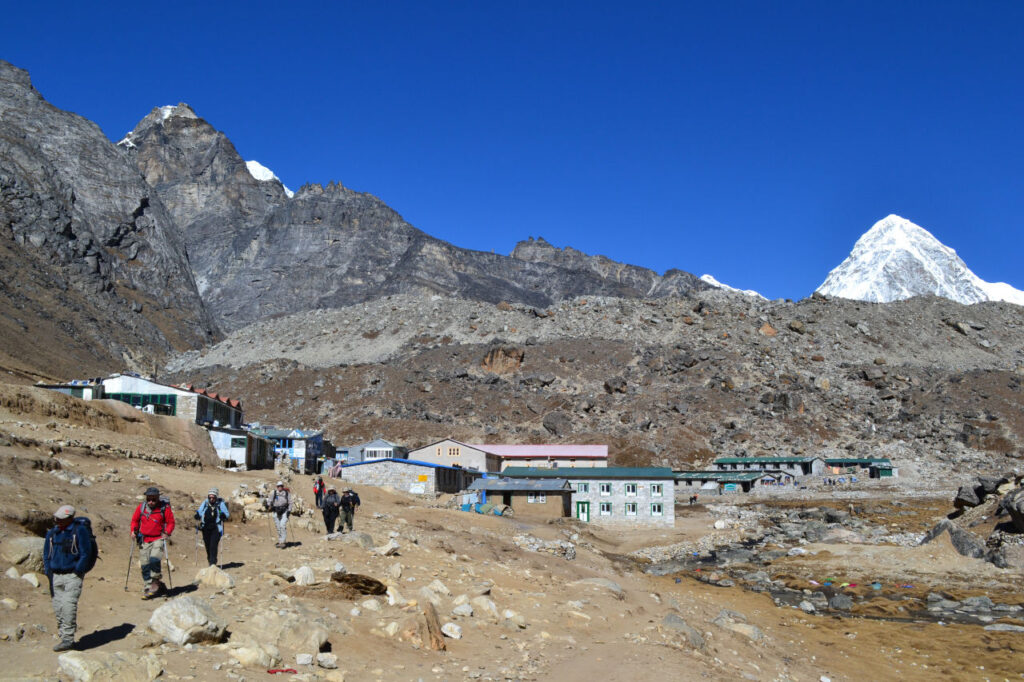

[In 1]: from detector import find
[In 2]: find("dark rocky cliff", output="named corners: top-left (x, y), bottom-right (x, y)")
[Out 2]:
top-left (122, 107), bottom-right (710, 331)
top-left (0, 61), bottom-right (215, 377)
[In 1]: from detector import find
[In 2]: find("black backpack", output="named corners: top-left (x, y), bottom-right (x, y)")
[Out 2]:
top-left (71, 517), bottom-right (99, 574)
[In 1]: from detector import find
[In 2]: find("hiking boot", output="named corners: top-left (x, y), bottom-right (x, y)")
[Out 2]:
top-left (53, 639), bottom-right (74, 652)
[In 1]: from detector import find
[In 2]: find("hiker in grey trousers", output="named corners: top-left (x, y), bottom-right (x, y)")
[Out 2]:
top-left (265, 481), bottom-right (292, 548)
top-left (43, 505), bottom-right (93, 651)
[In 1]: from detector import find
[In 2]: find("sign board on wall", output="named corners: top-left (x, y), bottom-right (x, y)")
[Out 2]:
top-left (409, 483), bottom-right (426, 494)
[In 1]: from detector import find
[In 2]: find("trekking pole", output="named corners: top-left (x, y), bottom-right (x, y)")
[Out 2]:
top-left (163, 538), bottom-right (173, 589)
top-left (194, 527), bottom-right (200, 567)
top-left (124, 536), bottom-right (136, 591)
top-left (220, 532), bottom-right (227, 570)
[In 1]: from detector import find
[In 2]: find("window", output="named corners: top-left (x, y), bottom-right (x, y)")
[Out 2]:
top-left (625, 483), bottom-right (638, 496)
top-left (527, 493), bottom-right (546, 504)
top-left (448, 447), bottom-right (460, 457)
top-left (599, 502), bottom-right (612, 516)
top-left (576, 482), bottom-right (589, 494)
top-left (651, 483), bottom-right (663, 497)
top-left (230, 437), bottom-right (246, 448)
top-left (651, 503), bottom-right (663, 516)
top-left (599, 483), bottom-right (612, 496)
top-left (625, 502), bottom-right (637, 516)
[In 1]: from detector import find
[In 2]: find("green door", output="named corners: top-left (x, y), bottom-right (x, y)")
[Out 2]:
top-left (576, 501), bottom-right (590, 523)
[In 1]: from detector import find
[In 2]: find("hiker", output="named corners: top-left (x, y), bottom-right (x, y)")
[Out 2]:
top-left (194, 488), bottom-right (229, 566)
top-left (321, 485), bottom-right (341, 533)
top-left (265, 481), bottom-right (292, 548)
top-left (313, 476), bottom-right (326, 509)
top-left (340, 488), bottom-right (360, 532)
top-left (130, 486), bottom-right (175, 598)
top-left (43, 505), bottom-right (94, 651)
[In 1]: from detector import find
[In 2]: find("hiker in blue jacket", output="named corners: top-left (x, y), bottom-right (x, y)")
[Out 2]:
top-left (194, 488), bottom-right (229, 566)
top-left (43, 504), bottom-right (94, 651)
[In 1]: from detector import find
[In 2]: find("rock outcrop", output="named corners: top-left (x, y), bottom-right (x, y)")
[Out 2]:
top-left (0, 61), bottom-right (215, 377)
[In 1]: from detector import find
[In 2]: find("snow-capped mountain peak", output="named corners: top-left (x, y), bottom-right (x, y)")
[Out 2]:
top-left (817, 214), bottom-right (1024, 306)
top-left (700, 274), bottom-right (765, 299)
top-left (245, 160), bottom-right (294, 198)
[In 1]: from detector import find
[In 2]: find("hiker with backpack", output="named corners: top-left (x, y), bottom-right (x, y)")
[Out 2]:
top-left (313, 476), bottom-right (326, 509)
top-left (130, 486), bottom-right (175, 598)
top-left (265, 481), bottom-right (292, 548)
top-left (340, 488), bottom-right (360, 532)
top-left (193, 488), bottom-right (229, 566)
top-left (43, 505), bottom-right (97, 651)
top-left (321, 485), bottom-right (341, 533)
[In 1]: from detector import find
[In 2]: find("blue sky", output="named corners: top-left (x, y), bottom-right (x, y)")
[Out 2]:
top-left (4, 1), bottom-right (1023, 299)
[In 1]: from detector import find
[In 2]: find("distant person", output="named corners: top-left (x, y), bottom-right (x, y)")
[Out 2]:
top-left (340, 489), bottom-right (360, 532)
top-left (265, 481), bottom-right (292, 548)
top-left (43, 505), bottom-right (95, 651)
top-left (130, 487), bottom-right (175, 598)
top-left (194, 488), bottom-right (229, 566)
top-left (321, 486), bottom-right (341, 533)
top-left (313, 476), bottom-right (326, 508)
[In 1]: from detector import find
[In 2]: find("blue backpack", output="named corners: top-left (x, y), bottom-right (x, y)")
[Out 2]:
top-left (71, 517), bottom-right (99, 574)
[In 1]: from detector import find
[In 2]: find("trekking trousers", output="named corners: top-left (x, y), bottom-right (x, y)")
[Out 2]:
top-left (342, 509), bottom-right (354, 532)
top-left (274, 512), bottom-right (288, 544)
top-left (51, 573), bottom-right (83, 641)
top-left (202, 526), bottom-right (221, 566)
top-left (323, 510), bottom-right (338, 534)
top-left (139, 540), bottom-right (164, 583)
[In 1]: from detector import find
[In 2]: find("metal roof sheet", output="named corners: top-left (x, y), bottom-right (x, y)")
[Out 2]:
top-left (468, 478), bottom-right (572, 492)
top-left (502, 466), bottom-right (674, 479)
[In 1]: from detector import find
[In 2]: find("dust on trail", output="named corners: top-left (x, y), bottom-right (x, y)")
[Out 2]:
top-left (0, 389), bottom-right (1021, 681)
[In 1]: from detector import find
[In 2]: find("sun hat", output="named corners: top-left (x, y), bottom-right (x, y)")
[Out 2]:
top-left (54, 505), bottom-right (75, 519)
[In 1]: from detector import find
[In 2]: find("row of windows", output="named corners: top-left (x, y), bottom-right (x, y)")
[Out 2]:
top-left (230, 437), bottom-right (247, 448)
top-left (106, 392), bottom-right (177, 416)
top-left (598, 502), bottom-right (663, 516)
top-left (576, 482), bottom-right (663, 497)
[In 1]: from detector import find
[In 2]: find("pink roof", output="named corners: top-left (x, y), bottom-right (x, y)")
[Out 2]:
top-left (469, 444), bottom-right (608, 459)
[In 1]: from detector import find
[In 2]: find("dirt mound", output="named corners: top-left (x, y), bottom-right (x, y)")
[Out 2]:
top-left (283, 573), bottom-right (387, 601)
top-left (0, 383), bottom-right (218, 468)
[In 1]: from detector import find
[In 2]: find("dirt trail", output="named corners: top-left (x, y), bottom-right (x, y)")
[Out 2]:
top-left (0, 400), bottom-right (1021, 680)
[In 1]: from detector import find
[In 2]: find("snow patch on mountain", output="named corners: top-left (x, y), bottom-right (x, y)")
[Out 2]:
top-left (245, 160), bottom-right (294, 198)
top-left (817, 214), bottom-right (1024, 306)
top-left (700, 274), bottom-right (765, 299)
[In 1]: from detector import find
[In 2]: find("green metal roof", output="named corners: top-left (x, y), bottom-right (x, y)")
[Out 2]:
top-left (502, 466), bottom-right (674, 479)
top-left (823, 458), bottom-right (892, 465)
top-left (676, 470), bottom-right (769, 482)
top-left (713, 456), bottom-right (819, 465)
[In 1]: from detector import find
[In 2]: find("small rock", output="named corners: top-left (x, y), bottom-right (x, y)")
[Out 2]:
top-left (4, 567), bottom-right (20, 580)
top-left (292, 566), bottom-right (316, 586)
top-left (316, 652), bottom-right (338, 669)
top-left (452, 603), bottom-right (473, 617)
top-left (441, 623), bottom-right (463, 639)
top-left (374, 539), bottom-right (400, 556)
top-left (296, 653), bottom-right (314, 666)
top-left (21, 573), bottom-right (40, 588)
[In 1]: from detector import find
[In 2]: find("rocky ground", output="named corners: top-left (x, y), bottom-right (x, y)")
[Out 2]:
top-left (165, 290), bottom-right (1024, 484)
top-left (0, 386), bottom-right (1022, 681)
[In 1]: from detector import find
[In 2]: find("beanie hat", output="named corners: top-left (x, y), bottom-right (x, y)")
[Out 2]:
top-left (208, 488), bottom-right (219, 497)
top-left (144, 486), bottom-right (160, 497)
top-left (276, 481), bottom-right (284, 486)
top-left (54, 505), bottom-right (75, 519)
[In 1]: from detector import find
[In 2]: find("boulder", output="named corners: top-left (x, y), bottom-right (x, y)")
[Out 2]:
top-left (193, 565), bottom-right (235, 590)
top-left (570, 578), bottom-right (624, 599)
top-left (661, 613), bottom-right (704, 649)
top-left (149, 596), bottom-right (227, 645)
top-left (58, 652), bottom-right (163, 682)
top-left (953, 482), bottom-right (982, 509)
top-left (217, 635), bottom-right (281, 668)
top-left (374, 539), bottom-right (401, 556)
top-left (920, 519), bottom-right (987, 558)
top-left (0, 537), bottom-right (45, 573)
top-left (441, 622), bottom-right (463, 639)
top-left (829, 594), bottom-right (853, 611)
top-left (999, 486), bottom-right (1024, 533)
top-left (317, 652), bottom-right (338, 669)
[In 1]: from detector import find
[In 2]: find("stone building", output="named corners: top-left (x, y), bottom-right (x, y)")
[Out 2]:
top-left (712, 456), bottom-right (825, 477)
top-left (101, 374), bottom-right (242, 427)
top-left (338, 438), bottom-right (408, 464)
top-left (502, 467), bottom-right (675, 528)
top-left (340, 458), bottom-right (480, 495)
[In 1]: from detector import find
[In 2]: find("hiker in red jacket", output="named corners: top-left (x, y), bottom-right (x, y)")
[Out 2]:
top-left (313, 476), bottom-right (326, 509)
top-left (130, 486), bottom-right (175, 598)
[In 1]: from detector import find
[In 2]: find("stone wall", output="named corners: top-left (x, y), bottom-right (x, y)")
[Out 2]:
top-left (342, 461), bottom-right (441, 494)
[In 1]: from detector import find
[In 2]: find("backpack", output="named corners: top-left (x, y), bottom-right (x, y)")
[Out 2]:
top-left (70, 517), bottom-right (99, 574)
top-left (202, 500), bottom-right (220, 528)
